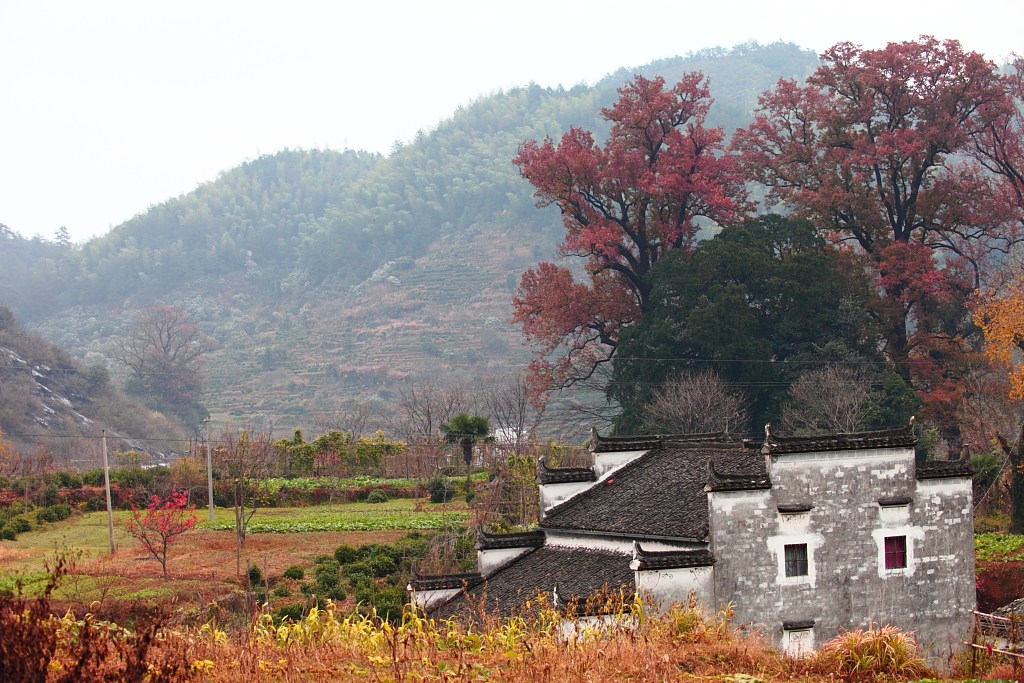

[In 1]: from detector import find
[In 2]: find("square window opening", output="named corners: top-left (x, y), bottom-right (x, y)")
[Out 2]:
top-left (784, 543), bottom-right (808, 577)
top-left (884, 535), bottom-right (907, 570)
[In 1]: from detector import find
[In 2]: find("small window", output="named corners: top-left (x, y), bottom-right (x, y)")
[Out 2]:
top-left (784, 543), bottom-right (808, 577)
top-left (884, 535), bottom-right (907, 570)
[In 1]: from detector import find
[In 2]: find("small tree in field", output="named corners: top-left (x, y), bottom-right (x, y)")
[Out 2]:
top-left (125, 489), bottom-right (197, 580)
top-left (441, 413), bottom-right (491, 491)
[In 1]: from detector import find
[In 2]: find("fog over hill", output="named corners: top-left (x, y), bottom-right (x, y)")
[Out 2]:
top-left (0, 43), bottom-right (818, 440)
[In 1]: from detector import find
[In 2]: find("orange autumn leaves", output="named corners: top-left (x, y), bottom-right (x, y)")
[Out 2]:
top-left (976, 285), bottom-right (1024, 400)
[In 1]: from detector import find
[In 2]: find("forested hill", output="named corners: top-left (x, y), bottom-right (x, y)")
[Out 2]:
top-left (1, 42), bottom-right (819, 434)
top-left (0, 305), bottom-right (186, 460)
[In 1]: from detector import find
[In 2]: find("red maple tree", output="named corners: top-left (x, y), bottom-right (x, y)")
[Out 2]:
top-left (513, 73), bottom-right (748, 392)
top-left (125, 489), bottom-right (197, 580)
top-left (731, 37), bottom-right (1024, 427)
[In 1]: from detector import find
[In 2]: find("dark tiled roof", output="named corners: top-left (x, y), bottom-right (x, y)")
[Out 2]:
top-left (777, 503), bottom-right (813, 513)
top-left (429, 546), bottom-right (634, 621)
top-left (542, 443), bottom-right (764, 540)
top-left (589, 430), bottom-right (726, 453)
top-left (877, 496), bottom-right (913, 506)
top-left (762, 424), bottom-right (916, 454)
top-left (476, 528), bottom-right (545, 551)
top-left (630, 543), bottom-right (714, 570)
top-left (537, 457), bottom-right (596, 485)
top-left (706, 456), bottom-right (773, 491)
top-left (783, 619), bottom-right (816, 630)
top-left (917, 458), bottom-right (974, 480)
top-left (590, 433), bottom-right (662, 453)
top-left (408, 565), bottom-right (483, 591)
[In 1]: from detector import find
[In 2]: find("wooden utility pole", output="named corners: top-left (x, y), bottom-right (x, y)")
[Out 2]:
top-left (206, 419), bottom-right (214, 522)
top-left (101, 430), bottom-right (115, 554)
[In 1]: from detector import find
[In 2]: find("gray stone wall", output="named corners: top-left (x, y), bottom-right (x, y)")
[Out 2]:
top-left (707, 447), bottom-right (974, 661)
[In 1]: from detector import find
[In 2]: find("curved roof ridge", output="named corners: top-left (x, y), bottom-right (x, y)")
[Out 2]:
top-left (537, 456), bottom-right (597, 485)
top-left (476, 526), bottom-right (545, 550)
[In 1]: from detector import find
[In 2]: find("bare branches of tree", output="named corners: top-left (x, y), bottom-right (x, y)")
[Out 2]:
top-left (779, 365), bottom-right (878, 434)
top-left (643, 370), bottom-right (749, 435)
top-left (479, 374), bottom-right (547, 455)
top-left (388, 380), bottom-right (468, 445)
top-left (214, 427), bottom-right (275, 576)
top-left (111, 305), bottom-right (213, 430)
top-left (313, 399), bottom-right (382, 439)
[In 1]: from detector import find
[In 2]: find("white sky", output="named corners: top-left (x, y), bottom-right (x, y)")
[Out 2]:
top-left (1, 1), bottom-right (1021, 243)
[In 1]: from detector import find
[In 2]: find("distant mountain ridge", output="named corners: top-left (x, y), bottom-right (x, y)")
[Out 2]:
top-left (1, 43), bottom-right (820, 437)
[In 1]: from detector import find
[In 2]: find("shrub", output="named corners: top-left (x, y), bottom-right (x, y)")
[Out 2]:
top-left (326, 586), bottom-right (347, 601)
top-left (426, 476), bottom-right (455, 503)
top-left (247, 564), bottom-right (264, 587)
top-left (428, 477), bottom-right (453, 502)
top-left (812, 625), bottom-right (930, 680)
top-left (283, 565), bottom-right (305, 581)
top-left (273, 603), bottom-right (304, 623)
top-left (334, 544), bottom-right (358, 565)
top-left (52, 471), bottom-right (82, 489)
top-left (365, 585), bottom-right (407, 623)
top-left (271, 586), bottom-right (291, 598)
top-left (344, 562), bottom-right (374, 584)
top-left (12, 517), bottom-right (31, 533)
top-left (314, 564), bottom-right (340, 590)
top-left (366, 555), bottom-right (398, 578)
top-left (36, 503), bottom-right (72, 523)
top-left (0, 525), bottom-right (15, 540)
top-left (366, 489), bottom-right (389, 503)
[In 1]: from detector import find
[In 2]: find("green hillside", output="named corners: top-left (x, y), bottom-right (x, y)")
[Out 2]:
top-left (2, 43), bottom-right (819, 437)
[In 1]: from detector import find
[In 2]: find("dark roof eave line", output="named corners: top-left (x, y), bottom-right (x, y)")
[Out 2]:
top-left (543, 528), bottom-right (707, 545)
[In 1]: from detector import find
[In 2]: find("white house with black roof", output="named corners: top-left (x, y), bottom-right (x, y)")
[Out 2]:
top-left (409, 421), bottom-right (975, 660)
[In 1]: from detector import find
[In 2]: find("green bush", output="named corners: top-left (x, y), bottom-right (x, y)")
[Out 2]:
top-left (366, 555), bottom-right (398, 578)
top-left (366, 489), bottom-right (389, 503)
top-left (12, 517), bottom-right (31, 533)
top-left (36, 504), bottom-right (72, 524)
top-left (426, 476), bottom-right (455, 503)
top-left (0, 525), bottom-right (15, 540)
top-left (334, 544), bottom-right (358, 565)
top-left (314, 564), bottom-right (340, 590)
top-left (343, 562), bottom-right (374, 584)
top-left (52, 471), bottom-right (83, 489)
top-left (283, 565), bottom-right (305, 581)
top-left (326, 586), bottom-right (347, 602)
top-left (271, 586), bottom-right (292, 598)
top-left (247, 564), bottom-right (264, 587)
top-left (366, 585), bottom-right (407, 623)
top-left (273, 603), bottom-right (304, 623)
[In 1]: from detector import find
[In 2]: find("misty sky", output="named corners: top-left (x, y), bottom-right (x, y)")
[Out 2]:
top-left (1, 0), bottom-right (1021, 242)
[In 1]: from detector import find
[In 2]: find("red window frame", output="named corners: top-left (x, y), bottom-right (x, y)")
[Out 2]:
top-left (884, 535), bottom-right (907, 570)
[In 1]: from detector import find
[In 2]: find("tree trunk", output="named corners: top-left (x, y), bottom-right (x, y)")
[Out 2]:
top-left (998, 426), bottom-right (1024, 534)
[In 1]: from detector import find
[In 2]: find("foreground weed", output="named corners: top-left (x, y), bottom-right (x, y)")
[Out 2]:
top-left (810, 624), bottom-right (931, 680)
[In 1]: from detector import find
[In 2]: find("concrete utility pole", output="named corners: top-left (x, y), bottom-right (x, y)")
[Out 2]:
top-left (101, 430), bottom-right (115, 554)
top-left (206, 419), bottom-right (214, 522)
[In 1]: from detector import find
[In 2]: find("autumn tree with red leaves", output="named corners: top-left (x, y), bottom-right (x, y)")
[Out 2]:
top-left (731, 37), bottom-right (1024, 432)
top-left (513, 73), bottom-right (748, 392)
top-left (125, 489), bottom-right (197, 580)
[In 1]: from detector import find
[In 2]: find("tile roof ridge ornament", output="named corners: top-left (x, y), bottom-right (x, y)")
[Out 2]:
top-left (761, 423), bottom-right (776, 455)
top-left (537, 456), bottom-right (596, 484)
top-left (475, 525), bottom-right (545, 550)
top-left (408, 562), bottom-right (484, 591)
top-left (630, 541), bottom-right (716, 570)
top-left (705, 453), bottom-right (773, 492)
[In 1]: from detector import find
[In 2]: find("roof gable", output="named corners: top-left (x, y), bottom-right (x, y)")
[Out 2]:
top-left (429, 546), bottom-right (634, 621)
top-left (542, 443), bottom-right (764, 540)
